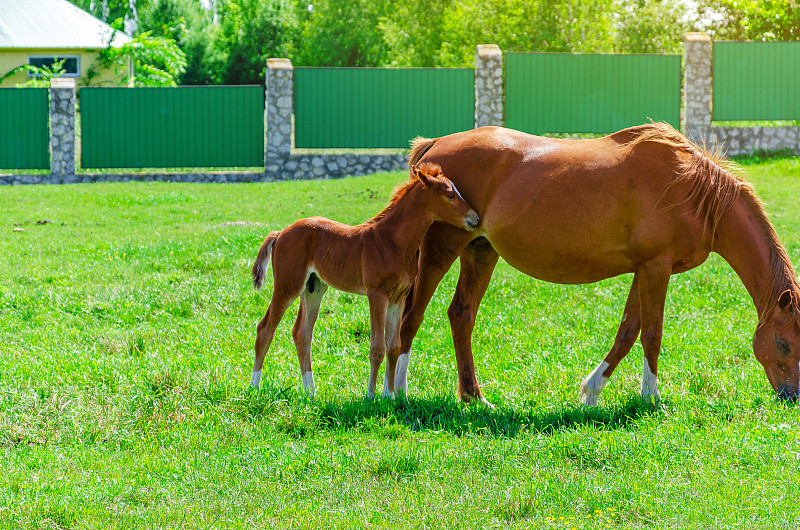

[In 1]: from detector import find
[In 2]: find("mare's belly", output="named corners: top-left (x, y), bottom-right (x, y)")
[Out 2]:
top-left (485, 219), bottom-right (635, 285)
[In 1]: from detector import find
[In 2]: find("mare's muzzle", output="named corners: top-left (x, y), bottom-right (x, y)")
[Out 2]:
top-left (776, 386), bottom-right (799, 403)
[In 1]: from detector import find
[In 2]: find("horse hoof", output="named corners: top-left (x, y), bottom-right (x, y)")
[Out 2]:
top-left (461, 392), bottom-right (494, 408)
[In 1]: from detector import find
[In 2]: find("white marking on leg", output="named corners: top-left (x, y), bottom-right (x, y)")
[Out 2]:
top-left (250, 369), bottom-right (262, 388)
top-left (382, 366), bottom-right (394, 398)
top-left (621, 312), bottom-right (627, 323)
top-left (302, 371), bottom-right (316, 396)
top-left (641, 359), bottom-right (659, 400)
top-left (395, 352), bottom-right (410, 395)
top-left (580, 361), bottom-right (610, 406)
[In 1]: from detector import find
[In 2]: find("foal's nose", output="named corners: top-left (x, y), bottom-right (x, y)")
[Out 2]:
top-left (465, 211), bottom-right (480, 230)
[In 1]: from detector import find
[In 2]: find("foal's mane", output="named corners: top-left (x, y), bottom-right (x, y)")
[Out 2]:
top-left (627, 122), bottom-right (799, 318)
top-left (366, 162), bottom-right (442, 224)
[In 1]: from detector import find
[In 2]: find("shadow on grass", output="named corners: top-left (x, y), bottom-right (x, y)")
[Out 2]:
top-left (314, 394), bottom-right (662, 438)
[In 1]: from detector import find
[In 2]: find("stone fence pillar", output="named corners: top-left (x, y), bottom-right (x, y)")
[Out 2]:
top-left (49, 77), bottom-right (76, 180)
top-left (265, 58), bottom-right (293, 168)
top-left (683, 32), bottom-right (712, 145)
top-left (475, 44), bottom-right (504, 128)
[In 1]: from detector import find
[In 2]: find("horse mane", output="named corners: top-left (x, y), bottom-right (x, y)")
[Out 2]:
top-left (366, 162), bottom-right (443, 224)
top-left (627, 123), bottom-right (799, 320)
top-left (408, 136), bottom-right (436, 169)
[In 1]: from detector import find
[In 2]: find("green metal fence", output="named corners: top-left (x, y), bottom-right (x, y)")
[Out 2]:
top-left (294, 68), bottom-right (474, 148)
top-left (80, 86), bottom-right (264, 169)
top-left (713, 42), bottom-right (800, 121)
top-left (506, 53), bottom-right (681, 134)
top-left (0, 88), bottom-right (49, 170)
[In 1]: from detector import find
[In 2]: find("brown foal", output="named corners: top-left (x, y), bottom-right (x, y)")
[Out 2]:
top-left (250, 163), bottom-right (479, 396)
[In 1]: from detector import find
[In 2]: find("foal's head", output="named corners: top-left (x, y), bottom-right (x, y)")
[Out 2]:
top-left (411, 162), bottom-right (480, 231)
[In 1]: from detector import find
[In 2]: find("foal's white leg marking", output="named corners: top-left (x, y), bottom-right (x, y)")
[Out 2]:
top-left (250, 369), bottom-right (262, 389)
top-left (382, 365), bottom-right (394, 398)
top-left (641, 359), bottom-right (660, 400)
top-left (580, 361), bottom-right (610, 406)
top-left (395, 352), bottom-right (410, 394)
top-left (302, 371), bottom-right (316, 396)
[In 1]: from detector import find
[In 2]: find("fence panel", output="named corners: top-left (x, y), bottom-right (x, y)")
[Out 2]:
top-left (505, 53), bottom-right (681, 134)
top-left (81, 86), bottom-right (264, 169)
top-left (0, 88), bottom-right (49, 170)
top-left (294, 68), bottom-right (474, 149)
top-left (713, 42), bottom-right (800, 121)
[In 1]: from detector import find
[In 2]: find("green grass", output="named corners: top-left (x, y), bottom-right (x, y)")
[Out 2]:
top-left (1, 160), bottom-right (800, 528)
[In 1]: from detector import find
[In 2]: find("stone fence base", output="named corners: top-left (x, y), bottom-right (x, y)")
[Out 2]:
top-left (1, 153), bottom-right (409, 185)
top-left (709, 127), bottom-right (800, 157)
top-left (265, 154), bottom-right (407, 181)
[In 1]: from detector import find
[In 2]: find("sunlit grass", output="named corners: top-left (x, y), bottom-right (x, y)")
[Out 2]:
top-left (1, 159), bottom-right (799, 528)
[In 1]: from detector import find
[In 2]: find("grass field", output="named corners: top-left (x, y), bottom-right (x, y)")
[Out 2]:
top-left (2, 158), bottom-right (800, 529)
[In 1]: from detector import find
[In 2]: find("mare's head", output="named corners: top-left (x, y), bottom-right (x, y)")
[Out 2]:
top-left (753, 289), bottom-right (800, 401)
top-left (411, 162), bottom-right (479, 231)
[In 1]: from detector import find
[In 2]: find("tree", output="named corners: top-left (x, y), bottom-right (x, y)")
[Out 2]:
top-left (378, 0), bottom-right (456, 67)
top-left (432, 0), bottom-right (617, 67)
top-left (701, 0), bottom-right (800, 40)
top-left (212, 0), bottom-right (295, 84)
top-left (138, 0), bottom-right (217, 84)
top-left (87, 23), bottom-right (187, 86)
top-left (292, 0), bottom-right (388, 66)
top-left (613, 0), bottom-right (689, 54)
top-left (0, 60), bottom-right (67, 88)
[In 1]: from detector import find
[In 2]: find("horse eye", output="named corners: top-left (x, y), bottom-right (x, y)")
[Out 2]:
top-left (447, 192), bottom-right (456, 200)
top-left (776, 337), bottom-right (791, 355)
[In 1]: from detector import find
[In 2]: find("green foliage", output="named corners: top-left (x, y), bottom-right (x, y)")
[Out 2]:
top-left (0, 60), bottom-right (67, 88)
top-left (292, 0), bottom-right (387, 67)
top-left (61, 0), bottom-right (800, 83)
top-left (434, 0), bottom-right (619, 67)
top-left (87, 20), bottom-right (187, 86)
top-left (138, 0), bottom-right (217, 84)
top-left (614, 0), bottom-right (690, 53)
top-left (703, 0), bottom-right (800, 40)
top-left (211, 0), bottom-right (295, 84)
top-left (68, 0), bottom-right (149, 25)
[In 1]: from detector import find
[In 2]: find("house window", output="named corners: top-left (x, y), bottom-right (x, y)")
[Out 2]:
top-left (28, 55), bottom-right (80, 77)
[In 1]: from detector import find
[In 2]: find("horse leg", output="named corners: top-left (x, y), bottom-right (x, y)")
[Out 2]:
top-left (252, 293), bottom-right (295, 389)
top-left (366, 292), bottom-right (389, 397)
top-left (448, 237), bottom-right (499, 404)
top-left (635, 258), bottom-right (672, 401)
top-left (252, 264), bottom-right (307, 389)
top-left (382, 300), bottom-right (404, 397)
top-left (291, 276), bottom-right (328, 396)
top-left (396, 224), bottom-right (473, 395)
top-left (580, 276), bottom-right (642, 406)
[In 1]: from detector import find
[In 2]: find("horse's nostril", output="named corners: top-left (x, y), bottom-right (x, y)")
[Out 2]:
top-left (776, 387), bottom-right (798, 402)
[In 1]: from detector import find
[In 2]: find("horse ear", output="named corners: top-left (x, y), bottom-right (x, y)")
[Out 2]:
top-left (778, 290), bottom-right (794, 314)
top-left (415, 166), bottom-right (434, 188)
top-left (410, 164), bottom-right (421, 180)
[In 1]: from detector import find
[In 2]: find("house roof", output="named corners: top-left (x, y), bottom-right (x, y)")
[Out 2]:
top-left (0, 0), bottom-right (131, 49)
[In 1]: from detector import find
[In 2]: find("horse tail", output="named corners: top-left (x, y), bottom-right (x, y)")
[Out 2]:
top-left (408, 136), bottom-right (436, 169)
top-left (252, 231), bottom-right (280, 289)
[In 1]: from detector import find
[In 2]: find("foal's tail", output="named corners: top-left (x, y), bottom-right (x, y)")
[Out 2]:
top-left (252, 231), bottom-right (280, 289)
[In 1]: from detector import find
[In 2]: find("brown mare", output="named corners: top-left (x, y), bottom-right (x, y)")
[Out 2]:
top-left (250, 163), bottom-right (479, 396)
top-left (384, 123), bottom-right (800, 404)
